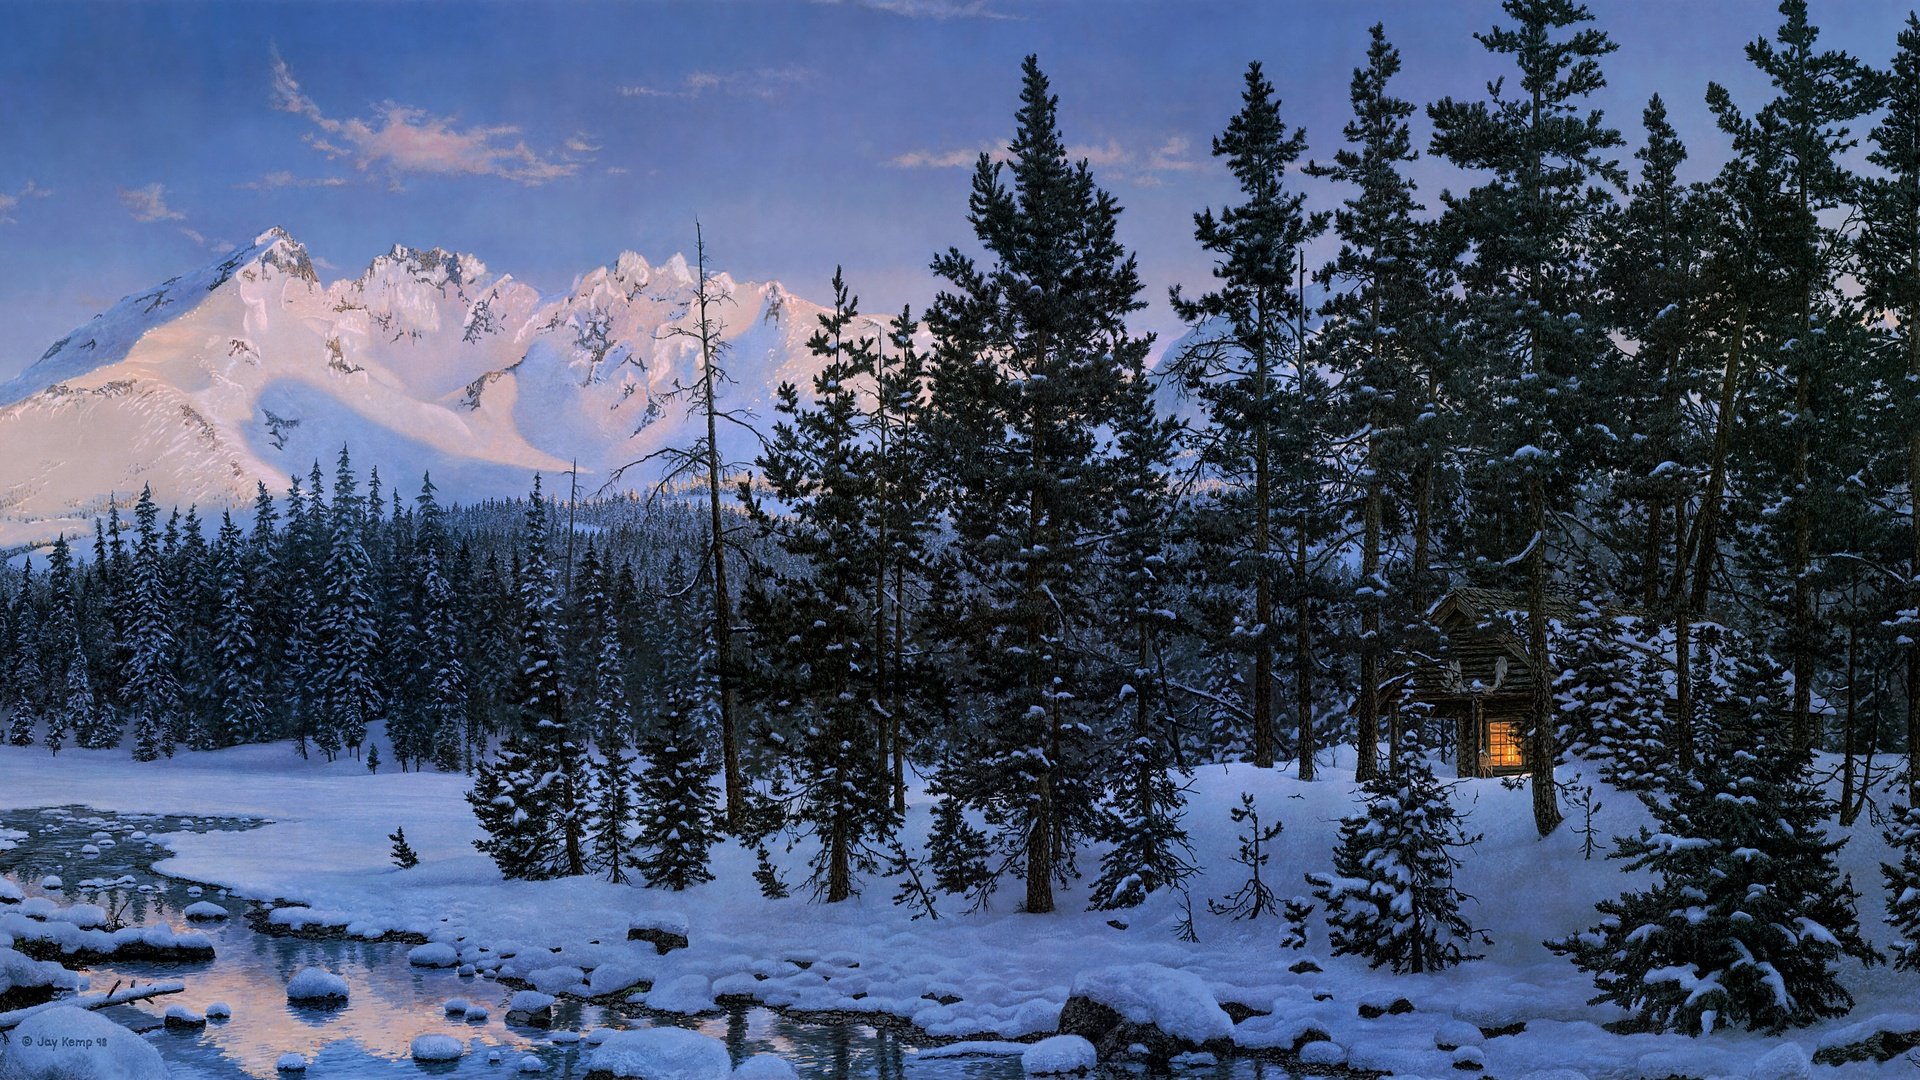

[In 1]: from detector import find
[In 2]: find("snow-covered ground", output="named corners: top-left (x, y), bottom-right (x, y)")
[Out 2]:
top-left (0, 738), bottom-right (1914, 1078)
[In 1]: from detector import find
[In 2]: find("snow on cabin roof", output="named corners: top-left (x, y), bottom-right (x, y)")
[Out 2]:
top-left (1430, 587), bottom-right (1585, 626)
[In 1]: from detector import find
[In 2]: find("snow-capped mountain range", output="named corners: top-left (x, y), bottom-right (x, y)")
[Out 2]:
top-left (0, 228), bottom-right (837, 545)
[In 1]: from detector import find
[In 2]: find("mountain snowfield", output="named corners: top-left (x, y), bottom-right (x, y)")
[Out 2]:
top-left (0, 228), bottom-right (835, 545)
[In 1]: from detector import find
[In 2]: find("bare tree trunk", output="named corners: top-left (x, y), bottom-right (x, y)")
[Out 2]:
top-left (1361, 415), bottom-right (1383, 778)
top-left (693, 226), bottom-right (745, 833)
top-left (1908, 302), bottom-right (1919, 806)
top-left (1841, 616), bottom-right (1859, 825)
top-left (1295, 518), bottom-right (1315, 781)
top-left (1252, 338), bottom-right (1276, 770)
top-left (1527, 476), bottom-right (1561, 836)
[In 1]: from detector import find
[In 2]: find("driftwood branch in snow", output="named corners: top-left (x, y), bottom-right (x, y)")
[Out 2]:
top-left (0, 980), bottom-right (186, 1030)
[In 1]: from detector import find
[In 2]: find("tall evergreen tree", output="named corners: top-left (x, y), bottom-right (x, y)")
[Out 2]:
top-left (1427, 0), bottom-right (1625, 834)
top-left (318, 448), bottom-right (378, 759)
top-left (1706, 0), bottom-right (1877, 755)
top-left (1170, 61), bottom-right (1330, 777)
top-left (1308, 25), bottom-right (1444, 773)
top-left (1857, 14), bottom-right (1920, 802)
top-left (210, 512), bottom-right (268, 747)
top-left (745, 269), bottom-right (900, 902)
top-left (921, 56), bottom-right (1148, 914)
top-left (125, 486), bottom-right (181, 761)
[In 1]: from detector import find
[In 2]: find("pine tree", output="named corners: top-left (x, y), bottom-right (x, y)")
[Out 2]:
top-left (1309, 726), bottom-right (1483, 973)
top-left (744, 269), bottom-right (900, 902)
top-left (587, 741), bottom-right (635, 884)
top-left (920, 56), bottom-right (1146, 914)
top-left (317, 448), bottom-right (378, 760)
top-left (1883, 805), bottom-right (1920, 972)
top-left (69, 635), bottom-right (113, 751)
top-left (1858, 14), bottom-right (1920, 804)
top-left (1209, 793), bottom-right (1284, 921)
top-left (421, 543), bottom-right (469, 773)
top-left (6, 642), bottom-right (40, 748)
top-left (1552, 650), bottom-right (1879, 1033)
top-left (1170, 61), bottom-right (1330, 777)
top-left (466, 732), bottom-right (551, 880)
top-left (1307, 26), bottom-right (1446, 773)
top-left (125, 485), bottom-right (181, 761)
top-left (1710, 1), bottom-right (1876, 755)
top-left (512, 477), bottom-right (586, 877)
top-left (389, 826), bottom-right (420, 869)
top-left (210, 512), bottom-right (268, 748)
top-left (1427, 0), bottom-right (1626, 834)
top-left (630, 689), bottom-right (719, 890)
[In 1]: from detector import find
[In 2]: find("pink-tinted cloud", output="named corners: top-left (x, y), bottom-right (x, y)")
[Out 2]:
top-left (272, 51), bottom-right (584, 187)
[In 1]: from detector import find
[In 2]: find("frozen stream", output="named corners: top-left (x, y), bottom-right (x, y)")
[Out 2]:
top-left (0, 806), bottom-right (1295, 1080)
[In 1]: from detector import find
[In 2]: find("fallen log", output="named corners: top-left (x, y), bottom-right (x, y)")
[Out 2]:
top-left (0, 980), bottom-right (187, 1030)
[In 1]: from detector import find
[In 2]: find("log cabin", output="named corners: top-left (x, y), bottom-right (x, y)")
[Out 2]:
top-left (1403, 587), bottom-right (1582, 779)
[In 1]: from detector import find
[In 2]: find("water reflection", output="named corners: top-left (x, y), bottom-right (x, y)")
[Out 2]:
top-left (1, 806), bottom-right (1042, 1080)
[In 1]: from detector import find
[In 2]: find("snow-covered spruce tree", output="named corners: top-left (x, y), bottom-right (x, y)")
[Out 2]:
top-left (1552, 652), bottom-right (1878, 1034)
top-left (279, 469), bottom-right (325, 757)
top-left (578, 542), bottom-right (637, 883)
top-left (38, 537), bottom-right (77, 720)
top-left (629, 684), bottom-right (719, 890)
top-left (1168, 61), bottom-right (1330, 778)
top-left (210, 512), bottom-right (268, 748)
top-left (47, 639), bottom-right (88, 757)
top-left (1710, 1), bottom-right (1877, 756)
top-left (1308, 726), bottom-right (1483, 973)
top-left (1884, 805), bottom-right (1920, 972)
top-left (1087, 279), bottom-right (1193, 913)
top-left (742, 269), bottom-right (900, 903)
top-left (420, 543), bottom-right (468, 773)
top-left (1428, 0), bottom-right (1625, 836)
top-left (173, 505), bottom-right (218, 750)
top-left (918, 56), bottom-right (1145, 914)
top-left (1857, 14), bottom-right (1920, 806)
top-left (513, 476), bottom-right (587, 878)
top-left (317, 448), bottom-right (379, 760)
top-left (466, 731), bottom-right (550, 880)
top-left (125, 485), bottom-right (181, 761)
top-left (70, 636), bottom-right (115, 751)
top-left (1308, 25), bottom-right (1450, 772)
top-left (6, 643), bottom-right (40, 747)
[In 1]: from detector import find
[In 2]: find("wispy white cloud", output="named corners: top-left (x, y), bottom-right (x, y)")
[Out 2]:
top-left (0, 180), bottom-right (52, 225)
top-left (818, 0), bottom-right (1019, 20)
top-left (618, 65), bottom-right (814, 102)
top-left (272, 49), bottom-right (584, 187)
top-left (888, 142), bottom-right (1012, 169)
top-left (888, 133), bottom-right (1202, 186)
top-left (236, 170), bottom-right (349, 192)
top-left (118, 182), bottom-right (186, 222)
top-left (179, 226), bottom-right (233, 254)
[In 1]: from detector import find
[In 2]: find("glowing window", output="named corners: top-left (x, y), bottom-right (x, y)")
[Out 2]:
top-left (1484, 720), bottom-right (1525, 770)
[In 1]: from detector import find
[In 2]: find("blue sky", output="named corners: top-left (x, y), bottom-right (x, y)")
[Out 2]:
top-left (0, 0), bottom-right (1912, 379)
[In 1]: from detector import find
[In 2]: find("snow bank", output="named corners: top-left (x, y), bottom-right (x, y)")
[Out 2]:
top-left (0, 1005), bottom-right (167, 1080)
top-left (732, 1054), bottom-right (798, 1080)
top-left (47, 904), bottom-right (106, 928)
top-left (587, 1027), bottom-right (732, 1080)
top-left (0, 880), bottom-right (20, 903)
top-left (1022, 1036), bottom-right (1096, 1075)
top-left (0, 946), bottom-right (80, 997)
top-left (407, 942), bottom-right (458, 968)
top-left (645, 973), bottom-right (716, 1014)
top-left (411, 1034), bottom-right (465, 1062)
top-left (285, 966), bottom-right (349, 1002)
top-left (1067, 964), bottom-right (1233, 1045)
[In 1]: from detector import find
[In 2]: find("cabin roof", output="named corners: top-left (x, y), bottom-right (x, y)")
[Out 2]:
top-left (1430, 586), bottom-right (1584, 626)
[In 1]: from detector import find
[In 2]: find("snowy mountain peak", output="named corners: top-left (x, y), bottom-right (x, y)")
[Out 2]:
top-left (0, 231), bottom-right (838, 546)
